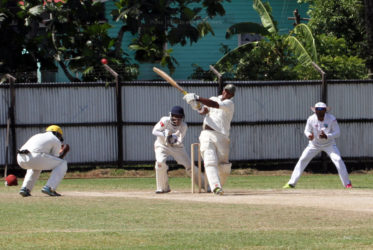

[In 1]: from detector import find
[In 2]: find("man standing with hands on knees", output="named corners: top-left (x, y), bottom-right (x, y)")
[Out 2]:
top-left (283, 102), bottom-right (352, 189)
top-left (17, 125), bottom-right (70, 197)
top-left (183, 84), bottom-right (236, 195)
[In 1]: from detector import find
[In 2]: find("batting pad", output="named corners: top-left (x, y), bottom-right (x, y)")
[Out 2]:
top-left (218, 163), bottom-right (232, 186)
top-left (205, 166), bottom-right (221, 191)
top-left (155, 162), bottom-right (170, 192)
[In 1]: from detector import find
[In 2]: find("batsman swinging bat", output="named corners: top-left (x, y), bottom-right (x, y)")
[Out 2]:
top-left (153, 67), bottom-right (187, 95)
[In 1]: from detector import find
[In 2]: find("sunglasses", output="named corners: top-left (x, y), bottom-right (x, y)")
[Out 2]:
top-left (315, 107), bottom-right (326, 111)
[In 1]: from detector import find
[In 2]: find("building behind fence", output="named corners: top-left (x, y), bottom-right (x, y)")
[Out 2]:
top-left (1, 79), bottom-right (373, 172)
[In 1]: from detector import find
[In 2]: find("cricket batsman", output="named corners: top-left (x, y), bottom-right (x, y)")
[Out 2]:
top-left (152, 106), bottom-right (207, 193)
top-left (17, 125), bottom-right (70, 197)
top-left (183, 84), bottom-right (236, 195)
top-left (283, 102), bottom-right (352, 189)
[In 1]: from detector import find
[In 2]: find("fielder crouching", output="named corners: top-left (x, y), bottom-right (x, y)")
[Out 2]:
top-left (183, 84), bottom-right (236, 195)
top-left (17, 125), bottom-right (70, 197)
top-left (152, 106), bottom-right (208, 193)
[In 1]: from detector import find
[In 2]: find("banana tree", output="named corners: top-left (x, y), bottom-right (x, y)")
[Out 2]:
top-left (215, 0), bottom-right (279, 75)
top-left (285, 23), bottom-right (317, 66)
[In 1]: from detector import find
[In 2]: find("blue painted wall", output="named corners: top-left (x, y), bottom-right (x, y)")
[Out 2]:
top-left (57, 0), bottom-right (309, 82)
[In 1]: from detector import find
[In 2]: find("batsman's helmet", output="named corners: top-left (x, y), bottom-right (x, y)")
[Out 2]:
top-left (170, 106), bottom-right (185, 118)
top-left (223, 84), bottom-right (236, 95)
top-left (46, 125), bottom-right (63, 136)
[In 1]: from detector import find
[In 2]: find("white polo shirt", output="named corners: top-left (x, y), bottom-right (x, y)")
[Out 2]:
top-left (203, 95), bottom-right (234, 137)
top-left (304, 113), bottom-right (340, 147)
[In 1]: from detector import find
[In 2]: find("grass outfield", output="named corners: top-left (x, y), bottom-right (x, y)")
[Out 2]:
top-left (1, 172), bottom-right (373, 249)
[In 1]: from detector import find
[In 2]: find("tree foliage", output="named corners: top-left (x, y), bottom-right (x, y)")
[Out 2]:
top-left (1, 0), bottom-right (229, 82)
top-left (0, 0), bottom-right (139, 82)
top-left (111, 0), bottom-right (230, 75)
top-left (206, 0), bottom-right (367, 80)
top-left (298, 0), bottom-right (370, 73)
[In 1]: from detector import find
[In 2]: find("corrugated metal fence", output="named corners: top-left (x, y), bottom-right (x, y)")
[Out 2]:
top-left (1, 79), bottom-right (372, 170)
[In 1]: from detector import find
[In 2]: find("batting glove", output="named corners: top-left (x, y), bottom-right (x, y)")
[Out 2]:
top-left (183, 93), bottom-right (199, 104)
top-left (189, 100), bottom-right (201, 111)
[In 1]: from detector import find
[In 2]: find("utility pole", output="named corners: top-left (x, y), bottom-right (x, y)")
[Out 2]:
top-left (288, 9), bottom-right (310, 26)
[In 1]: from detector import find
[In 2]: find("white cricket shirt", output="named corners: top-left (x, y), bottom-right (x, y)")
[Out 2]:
top-left (203, 95), bottom-right (234, 137)
top-left (304, 113), bottom-right (340, 147)
top-left (20, 132), bottom-right (62, 156)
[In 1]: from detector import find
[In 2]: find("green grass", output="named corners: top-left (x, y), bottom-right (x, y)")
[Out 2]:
top-left (1, 173), bottom-right (373, 249)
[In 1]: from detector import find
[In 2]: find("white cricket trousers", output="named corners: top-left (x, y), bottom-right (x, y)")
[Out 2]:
top-left (17, 152), bottom-right (68, 191)
top-left (199, 130), bottom-right (231, 191)
top-left (288, 144), bottom-right (351, 187)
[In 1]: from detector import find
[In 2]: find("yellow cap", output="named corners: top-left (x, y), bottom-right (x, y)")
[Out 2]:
top-left (46, 125), bottom-right (63, 136)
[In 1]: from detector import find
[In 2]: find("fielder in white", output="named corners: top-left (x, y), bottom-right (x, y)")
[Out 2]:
top-left (283, 102), bottom-right (352, 189)
top-left (152, 106), bottom-right (207, 193)
top-left (183, 84), bottom-right (235, 195)
top-left (17, 125), bottom-right (70, 197)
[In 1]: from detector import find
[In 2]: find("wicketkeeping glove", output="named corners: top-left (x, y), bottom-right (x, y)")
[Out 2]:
top-left (167, 134), bottom-right (178, 145)
top-left (162, 129), bottom-right (171, 137)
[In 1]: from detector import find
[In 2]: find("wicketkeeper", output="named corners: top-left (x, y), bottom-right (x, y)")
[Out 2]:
top-left (17, 125), bottom-right (70, 197)
top-left (183, 84), bottom-right (236, 195)
top-left (283, 102), bottom-right (352, 189)
top-left (152, 106), bottom-right (207, 193)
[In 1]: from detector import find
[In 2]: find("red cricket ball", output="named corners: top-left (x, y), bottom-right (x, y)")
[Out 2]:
top-left (5, 174), bottom-right (18, 186)
top-left (101, 58), bottom-right (108, 65)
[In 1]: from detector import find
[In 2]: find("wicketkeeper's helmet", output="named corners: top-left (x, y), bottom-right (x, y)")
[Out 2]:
top-left (170, 106), bottom-right (185, 118)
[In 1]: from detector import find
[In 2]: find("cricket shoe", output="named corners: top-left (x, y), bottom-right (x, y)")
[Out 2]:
top-left (41, 186), bottom-right (61, 196)
top-left (155, 189), bottom-right (171, 194)
top-left (282, 183), bottom-right (295, 189)
top-left (19, 187), bottom-right (31, 197)
top-left (345, 183), bottom-right (352, 188)
top-left (213, 187), bottom-right (224, 196)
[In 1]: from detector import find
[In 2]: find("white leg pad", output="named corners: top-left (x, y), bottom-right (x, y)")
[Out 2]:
top-left (205, 166), bottom-right (221, 191)
top-left (155, 162), bottom-right (170, 192)
top-left (201, 147), bottom-right (221, 191)
top-left (218, 163), bottom-right (232, 186)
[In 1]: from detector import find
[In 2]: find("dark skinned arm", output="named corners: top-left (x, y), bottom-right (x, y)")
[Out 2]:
top-left (197, 97), bottom-right (219, 108)
top-left (59, 144), bottom-right (70, 159)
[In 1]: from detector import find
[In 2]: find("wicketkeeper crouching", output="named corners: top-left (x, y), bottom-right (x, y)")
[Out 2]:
top-left (152, 106), bottom-right (208, 193)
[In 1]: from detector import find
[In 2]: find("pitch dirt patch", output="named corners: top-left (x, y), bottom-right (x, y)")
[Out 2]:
top-left (64, 189), bottom-right (373, 213)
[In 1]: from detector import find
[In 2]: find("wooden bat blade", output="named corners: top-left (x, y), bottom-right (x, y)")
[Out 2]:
top-left (153, 67), bottom-right (187, 95)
